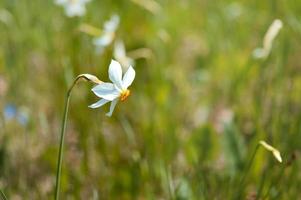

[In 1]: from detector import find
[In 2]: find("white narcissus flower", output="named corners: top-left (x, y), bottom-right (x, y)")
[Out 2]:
top-left (114, 39), bottom-right (135, 70)
top-left (55, 0), bottom-right (91, 17)
top-left (89, 60), bottom-right (135, 117)
top-left (93, 15), bottom-right (120, 53)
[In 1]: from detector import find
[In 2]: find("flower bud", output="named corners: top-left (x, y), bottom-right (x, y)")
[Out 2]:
top-left (259, 140), bottom-right (282, 163)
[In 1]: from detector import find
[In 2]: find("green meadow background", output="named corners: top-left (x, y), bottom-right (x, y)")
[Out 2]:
top-left (0, 0), bottom-right (301, 199)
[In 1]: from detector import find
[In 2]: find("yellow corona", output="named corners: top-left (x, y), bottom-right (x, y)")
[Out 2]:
top-left (120, 89), bottom-right (130, 101)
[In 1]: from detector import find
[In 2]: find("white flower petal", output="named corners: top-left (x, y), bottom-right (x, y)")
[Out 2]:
top-left (113, 40), bottom-right (135, 70)
top-left (114, 39), bottom-right (126, 59)
top-left (93, 32), bottom-right (114, 47)
top-left (106, 99), bottom-right (119, 117)
top-left (66, 4), bottom-right (85, 17)
top-left (89, 99), bottom-right (109, 109)
top-left (92, 83), bottom-right (120, 101)
top-left (122, 66), bottom-right (135, 89)
top-left (109, 60), bottom-right (123, 89)
top-left (92, 82), bottom-right (114, 92)
top-left (104, 15), bottom-right (120, 32)
top-left (55, 0), bottom-right (67, 5)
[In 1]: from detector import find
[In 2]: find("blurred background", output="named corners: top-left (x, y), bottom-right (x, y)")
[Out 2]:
top-left (0, 0), bottom-right (301, 199)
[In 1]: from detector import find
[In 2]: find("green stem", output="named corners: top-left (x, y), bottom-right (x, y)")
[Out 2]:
top-left (255, 167), bottom-right (268, 200)
top-left (0, 189), bottom-right (7, 200)
top-left (54, 90), bottom-right (71, 200)
top-left (262, 162), bottom-right (286, 199)
top-left (0, 110), bottom-right (8, 200)
top-left (235, 144), bottom-right (260, 199)
top-left (164, 164), bottom-right (174, 200)
top-left (54, 75), bottom-right (92, 200)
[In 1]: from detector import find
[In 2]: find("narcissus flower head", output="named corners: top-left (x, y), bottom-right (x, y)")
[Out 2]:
top-left (55, 0), bottom-right (91, 17)
top-left (89, 60), bottom-right (135, 116)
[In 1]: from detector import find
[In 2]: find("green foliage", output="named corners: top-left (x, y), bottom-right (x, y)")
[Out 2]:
top-left (0, 0), bottom-right (300, 199)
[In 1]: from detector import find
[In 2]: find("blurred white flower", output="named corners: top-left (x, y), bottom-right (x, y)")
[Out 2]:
top-left (259, 140), bottom-right (282, 163)
top-left (130, 0), bottom-right (161, 15)
top-left (253, 19), bottom-right (283, 59)
top-left (0, 9), bottom-right (13, 25)
top-left (89, 60), bottom-right (135, 117)
top-left (93, 15), bottom-right (120, 53)
top-left (225, 3), bottom-right (242, 20)
top-left (55, 0), bottom-right (91, 17)
top-left (114, 39), bottom-right (135, 70)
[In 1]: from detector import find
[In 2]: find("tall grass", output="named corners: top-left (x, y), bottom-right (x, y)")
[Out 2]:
top-left (0, 0), bottom-right (300, 199)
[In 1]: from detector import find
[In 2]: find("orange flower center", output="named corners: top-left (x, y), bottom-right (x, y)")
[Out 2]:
top-left (120, 89), bottom-right (130, 101)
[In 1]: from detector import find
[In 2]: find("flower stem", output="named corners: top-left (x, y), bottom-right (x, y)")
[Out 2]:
top-left (235, 144), bottom-right (260, 199)
top-left (54, 74), bottom-right (100, 200)
top-left (262, 162), bottom-right (286, 199)
top-left (54, 89), bottom-right (71, 200)
top-left (0, 189), bottom-right (7, 200)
